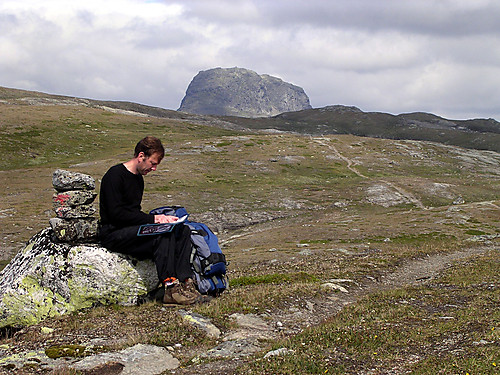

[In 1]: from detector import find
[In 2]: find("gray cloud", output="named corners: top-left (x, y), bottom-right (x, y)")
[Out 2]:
top-left (0, 0), bottom-right (499, 120)
top-left (184, 0), bottom-right (500, 36)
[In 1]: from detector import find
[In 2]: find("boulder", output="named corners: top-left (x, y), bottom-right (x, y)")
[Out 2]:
top-left (52, 169), bottom-right (96, 192)
top-left (49, 217), bottom-right (98, 242)
top-left (72, 343), bottom-right (180, 374)
top-left (0, 229), bottom-right (158, 329)
top-left (54, 204), bottom-right (97, 219)
top-left (53, 190), bottom-right (97, 208)
top-left (178, 67), bottom-right (312, 117)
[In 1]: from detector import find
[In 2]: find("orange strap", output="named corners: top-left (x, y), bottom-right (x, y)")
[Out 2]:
top-left (163, 277), bottom-right (177, 286)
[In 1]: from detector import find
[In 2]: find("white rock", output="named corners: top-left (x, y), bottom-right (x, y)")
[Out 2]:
top-left (73, 344), bottom-right (179, 374)
top-left (263, 347), bottom-right (295, 358)
top-left (177, 310), bottom-right (221, 339)
top-left (321, 282), bottom-right (349, 293)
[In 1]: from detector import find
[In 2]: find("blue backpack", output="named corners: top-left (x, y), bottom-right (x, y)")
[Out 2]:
top-left (149, 206), bottom-right (228, 295)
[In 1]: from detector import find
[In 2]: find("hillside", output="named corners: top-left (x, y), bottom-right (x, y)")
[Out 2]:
top-left (2, 86), bottom-right (499, 152)
top-left (223, 105), bottom-right (500, 152)
top-left (0, 87), bottom-right (498, 374)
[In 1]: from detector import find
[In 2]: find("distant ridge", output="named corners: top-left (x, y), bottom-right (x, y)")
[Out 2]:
top-left (224, 105), bottom-right (500, 152)
top-left (0, 86), bottom-right (190, 119)
top-left (1, 85), bottom-right (499, 152)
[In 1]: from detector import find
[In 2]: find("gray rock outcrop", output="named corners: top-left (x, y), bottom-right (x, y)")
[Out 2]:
top-left (178, 67), bottom-right (312, 117)
top-left (72, 344), bottom-right (180, 374)
top-left (0, 228), bottom-right (158, 328)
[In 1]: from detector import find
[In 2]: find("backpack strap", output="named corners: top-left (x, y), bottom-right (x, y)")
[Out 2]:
top-left (200, 253), bottom-right (226, 271)
top-left (190, 246), bottom-right (202, 274)
top-left (191, 228), bottom-right (208, 237)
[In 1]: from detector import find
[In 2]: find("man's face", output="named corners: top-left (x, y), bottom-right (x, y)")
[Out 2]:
top-left (137, 152), bottom-right (162, 175)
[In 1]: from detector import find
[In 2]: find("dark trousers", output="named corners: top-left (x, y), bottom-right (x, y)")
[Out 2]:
top-left (99, 224), bottom-right (193, 283)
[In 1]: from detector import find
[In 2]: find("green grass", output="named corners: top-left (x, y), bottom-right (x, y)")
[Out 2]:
top-left (340, 232), bottom-right (455, 245)
top-left (465, 229), bottom-right (488, 236)
top-left (193, 282), bottom-right (324, 321)
top-left (0, 104), bottom-right (240, 170)
top-left (241, 250), bottom-right (499, 374)
top-left (230, 272), bottom-right (319, 287)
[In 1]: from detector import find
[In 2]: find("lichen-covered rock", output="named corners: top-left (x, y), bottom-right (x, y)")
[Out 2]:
top-left (49, 218), bottom-right (98, 242)
top-left (54, 204), bottom-right (96, 219)
top-left (0, 229), bottom-right (158, 328)
top-left (52, 169), bottom-right (95, 192)
top-left (53, 190), bottom-right (97, 208)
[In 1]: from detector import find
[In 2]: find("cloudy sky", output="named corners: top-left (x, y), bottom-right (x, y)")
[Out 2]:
top-left (1, 0), bottom-right (499, 120)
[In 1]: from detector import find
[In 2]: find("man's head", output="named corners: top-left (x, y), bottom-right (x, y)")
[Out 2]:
top-left (134, 136), bottom-right (165, 159)
top-left (133, 136), bottom-right (165, 175)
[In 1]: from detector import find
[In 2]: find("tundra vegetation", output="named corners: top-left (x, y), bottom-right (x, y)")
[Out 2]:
top-left (0, 92), bottom-right (498, 374)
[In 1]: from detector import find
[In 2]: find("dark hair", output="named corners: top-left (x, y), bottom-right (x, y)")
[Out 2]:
top-left (134, 136), bottom-right (165, 159)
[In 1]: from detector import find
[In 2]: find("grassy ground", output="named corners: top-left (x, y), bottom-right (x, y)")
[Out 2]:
top-left (241, 249), bottom-right (499, 374)
top-left (0, 101), bottom-right (499, 374)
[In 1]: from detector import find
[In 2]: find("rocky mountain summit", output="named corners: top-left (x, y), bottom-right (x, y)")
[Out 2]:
top-left (178, 67), bottom-right (312, 117)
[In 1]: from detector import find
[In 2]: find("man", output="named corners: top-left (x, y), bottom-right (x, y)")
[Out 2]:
top-left (99, 136), bottom-right (201, 305)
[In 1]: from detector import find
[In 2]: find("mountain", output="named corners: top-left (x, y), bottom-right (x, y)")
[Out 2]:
top-left (178, 67), bottom-right (312, 117)
top-left (1, 86), bottom-right (499, 152)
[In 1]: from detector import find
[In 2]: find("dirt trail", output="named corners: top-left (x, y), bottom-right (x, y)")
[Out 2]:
top-left (312, 136), bottom-right (368, 179)
top-left (379, 245), bottom-right (491, 289)
top-left (379, 180), bottom-right (426, 210)
top-left (173, 244), bottom-right (496, 374)
top-left (270, 245), bottom-right (495, 334)
top-left (312, 136), bottom-right (426, 209)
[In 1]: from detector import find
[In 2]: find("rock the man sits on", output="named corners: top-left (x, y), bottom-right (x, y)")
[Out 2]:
top-left (99, 136), bottom-right (201, 305)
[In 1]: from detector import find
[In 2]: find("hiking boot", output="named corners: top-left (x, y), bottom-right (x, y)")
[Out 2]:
top-left (184, 278), bottom-right (214, 304)
top-left (184, 278), bottom-right (200, 296)
top-left (162, 277), bottom-right (178, 304)
top-left (163, 282), bottom-right (199, 306)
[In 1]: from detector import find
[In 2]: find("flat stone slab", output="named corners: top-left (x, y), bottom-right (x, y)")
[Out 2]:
top-left (0, 343), bottom-right (180, 373)
top-left (193, 338), bottom-right (262, 361)
top-left (52, 169), bottom-right (95, 191)
top-left (73, 344), bottom-right (180, 374)
top-left (53, 190), bottom-right (97, 208)
top-left (223, 313), bottom-right (276, 341)
top-left (54, 204), bottom-right (96, 219)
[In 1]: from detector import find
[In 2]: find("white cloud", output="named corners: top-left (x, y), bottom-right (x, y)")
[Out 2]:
top-left (0, 0), bottom-right (499, 120)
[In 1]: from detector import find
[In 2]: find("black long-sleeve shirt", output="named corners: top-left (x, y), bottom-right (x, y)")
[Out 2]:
top-left (99, 163), bottom-right (155, 227)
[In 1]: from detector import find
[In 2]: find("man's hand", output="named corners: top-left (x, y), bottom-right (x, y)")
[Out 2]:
top-left (154, 214), bottom-right (179, 224)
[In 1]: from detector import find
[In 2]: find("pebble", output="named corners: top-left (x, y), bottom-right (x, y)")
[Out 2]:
top-left (321, 282), bottom-right (349, 293)
top-left (263, 347), bottom-right (295, 358)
